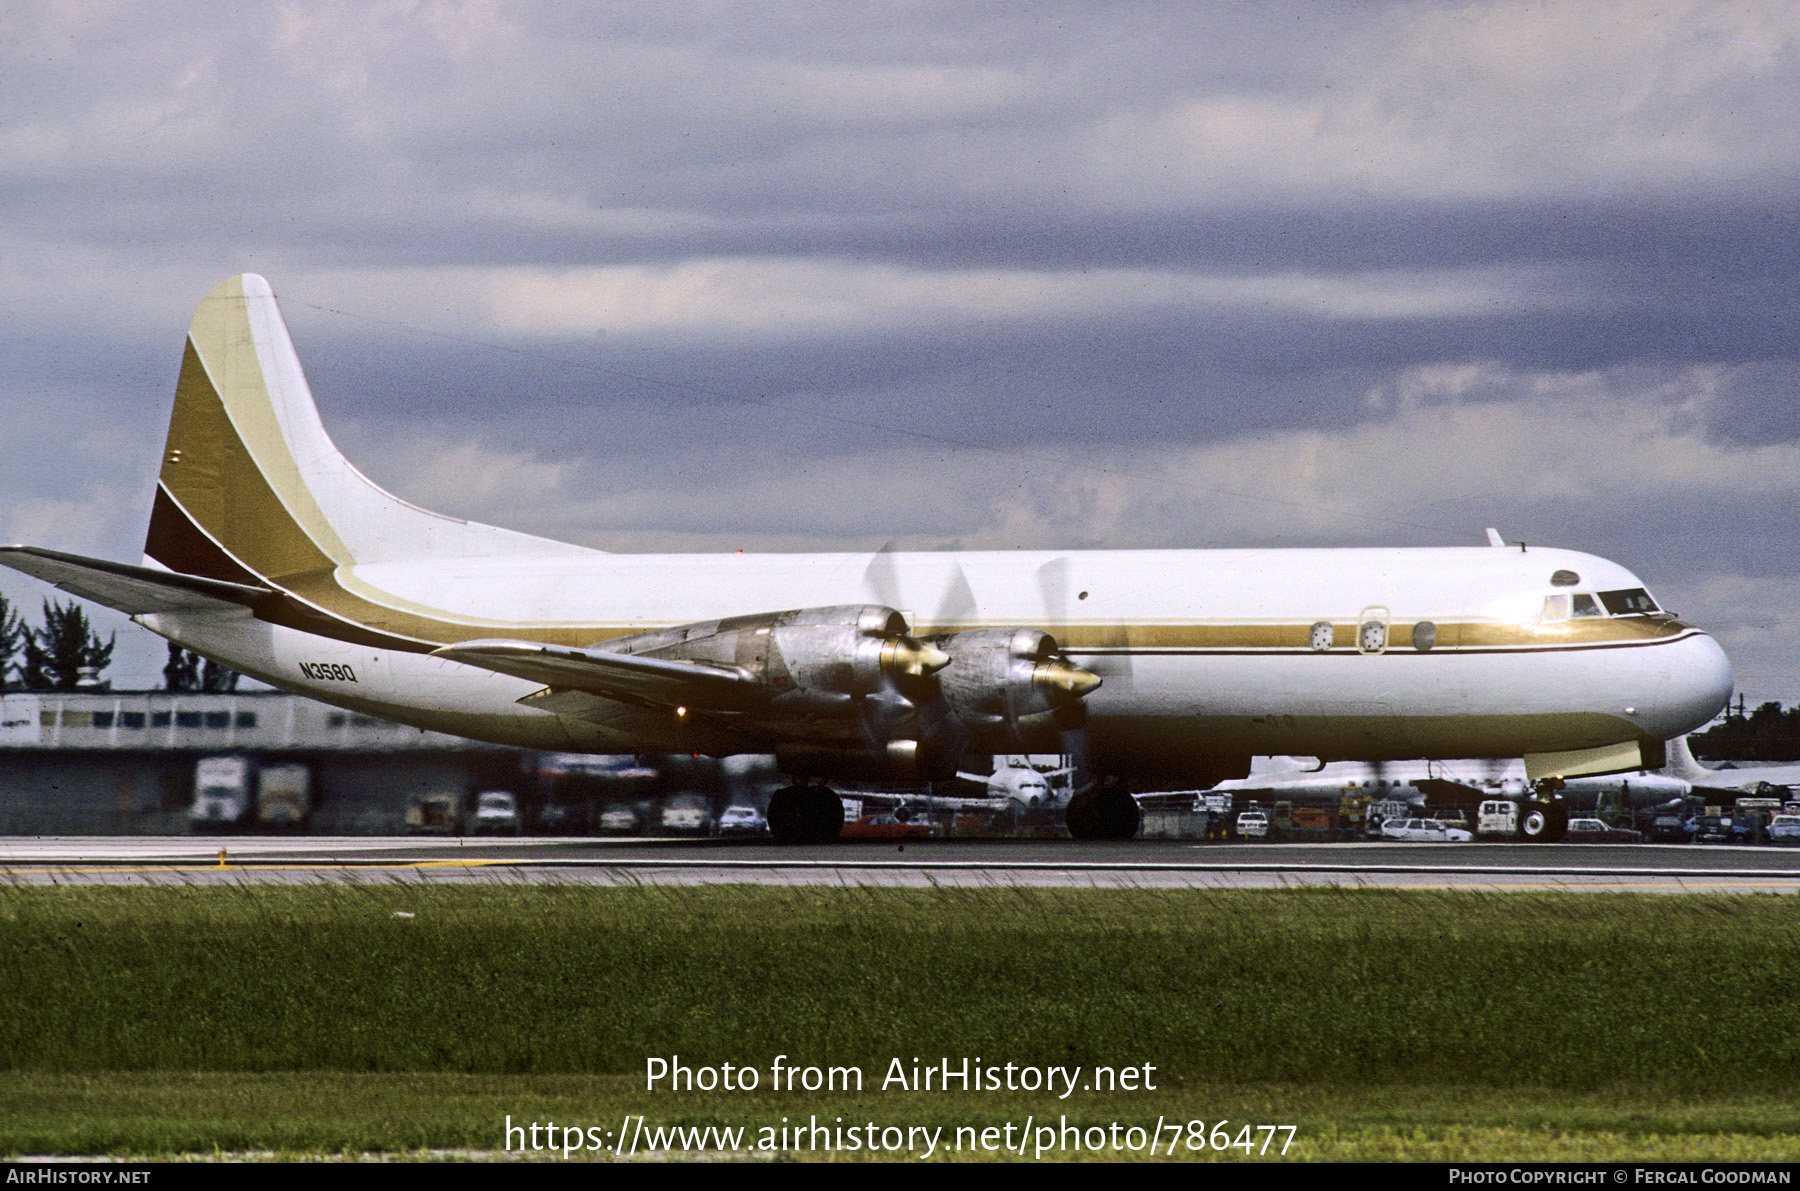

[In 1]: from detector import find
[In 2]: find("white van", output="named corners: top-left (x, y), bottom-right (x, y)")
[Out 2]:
top-left (1478, 799), bottom-right (1519, 839)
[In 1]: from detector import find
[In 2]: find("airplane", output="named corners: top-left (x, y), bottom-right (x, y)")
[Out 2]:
top-left (0, 274), bottom-right (1735, 843)
top-left (1210, 754), bottom-right (1694, 813)
top-left (1662, 735), bottom-right (1800, 799)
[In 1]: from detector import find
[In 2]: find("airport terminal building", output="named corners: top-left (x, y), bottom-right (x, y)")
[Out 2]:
top-left (0, 690), bottom-right (527, 834)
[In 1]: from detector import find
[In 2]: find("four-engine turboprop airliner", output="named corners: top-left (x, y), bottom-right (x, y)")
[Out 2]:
top-left (0, 275), bottom-right (1734, 841)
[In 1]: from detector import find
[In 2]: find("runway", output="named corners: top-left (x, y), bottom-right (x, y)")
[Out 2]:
top-left (4, 835), bottom-right (1800, 891)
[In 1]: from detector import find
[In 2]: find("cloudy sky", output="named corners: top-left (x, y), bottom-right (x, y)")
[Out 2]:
top-left (3, 0), bottom-right (1798, 704)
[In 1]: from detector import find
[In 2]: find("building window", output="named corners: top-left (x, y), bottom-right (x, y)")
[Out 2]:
top-left (235, 712), bottom-right (258, 728)
top-left (92, 712), bottom-right (114, 728)
top-left (176, 711), bottom-right (201, 728)
top-left (120, 712), bottom-right (146, 729)
top-left (204, 712), bottom-right (230, 729)
top-left (328, 713), bottom-right (348, 728)
top-left (151, 712), bottom-right (172, 728)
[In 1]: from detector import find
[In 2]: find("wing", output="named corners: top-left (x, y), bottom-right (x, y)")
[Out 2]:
top-left (431, 638), bottom-right (761, 712)
top-left (0, 545), bottom-right (271, 615)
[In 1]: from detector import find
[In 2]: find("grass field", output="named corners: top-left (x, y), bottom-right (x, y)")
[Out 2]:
top-left (2, 883), bottom-right (1797, 1159)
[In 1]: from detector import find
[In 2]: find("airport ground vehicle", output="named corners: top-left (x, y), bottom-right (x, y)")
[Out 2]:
top-left (1379, 817), bottom-right (1472, 842)
top-left (255, 763), bottom-right (311, 828)
top-left (470, 790), bottom-right (521, 834)
top-left (1236, 810), bottom-right (1269, 839)
top-left (842, 814), bottom-right (932, 839)
top-left (717, 805), bottom-right (767, 836)
top-left (1769, 815), bottom-right (1800, 845)
top-left (1562, 817), bottom-right (1644, 843)
top-left (189, 755), bottom-right (251, 827)
top-left (406, 790), bottom-right (463, 834)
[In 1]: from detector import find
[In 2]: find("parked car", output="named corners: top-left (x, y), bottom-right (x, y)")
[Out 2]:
top-left (717, 805), bottom-right (767, 836)
top-left (1646, 813), bottom-right (1695, 843)
top-left (1379, 817), bottom-right (1473, 843)
top-left (1235, 810), bottom-right (1269, 839)
top-left (659, 794), bottom-right (714, 834)
top-left (470, 790), bottom-right (521, 835)
top-left (597, 802), bottom-right (642, 834)
top-left (1766, 814), bottom-right (1800, 846)
top-left (1694, 814), bottom-right (1759, 844)
top-left (842, 814), bottom-right (931, 839)
top-left (1562, 817), bottom-right (1645, 844)
top-left (535, 798), bottom-right (591, 835)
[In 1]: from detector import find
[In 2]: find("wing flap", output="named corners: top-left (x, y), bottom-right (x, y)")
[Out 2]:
top-left (432, 638), bottom-right (758, 710)
top-left (0, 545), bottom-right (272, 615)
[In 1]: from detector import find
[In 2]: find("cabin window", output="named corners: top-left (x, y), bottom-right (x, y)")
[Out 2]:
top-left (1411, 621), bottom-right (1436, 651)
top-left (1599, 588), bottom-right (1659, 615)
top-left (1571, 593), bottom-right (1603, 618)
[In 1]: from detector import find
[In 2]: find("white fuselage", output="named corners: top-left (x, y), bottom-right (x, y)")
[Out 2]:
top-left (143, 542), bottom-right (1733, 775)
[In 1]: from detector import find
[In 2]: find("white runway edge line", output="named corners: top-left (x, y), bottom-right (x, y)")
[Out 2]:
top-left (16, 858), bottom-right (1800, 880)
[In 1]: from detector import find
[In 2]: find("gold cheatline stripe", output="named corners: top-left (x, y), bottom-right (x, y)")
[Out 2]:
top-left (153, 480), bottom-right (1705, 658)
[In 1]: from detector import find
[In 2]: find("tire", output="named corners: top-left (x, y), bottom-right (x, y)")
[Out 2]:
top-left (1519, 800), bottom-right (1568, 843)
top-left (767, 786), bottom-right (810, 844)
top-left (1066, 788), bottom-right (1141, 840)
top-left (806, 787), bottom-right (844, 843)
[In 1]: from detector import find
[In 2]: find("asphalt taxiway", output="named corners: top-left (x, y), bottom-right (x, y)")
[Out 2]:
top-left (3, 835), bottom-right (1799, 891)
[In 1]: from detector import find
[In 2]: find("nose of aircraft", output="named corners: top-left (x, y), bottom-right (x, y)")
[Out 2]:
top-left (1642, 631), bottom-right (1734, 739)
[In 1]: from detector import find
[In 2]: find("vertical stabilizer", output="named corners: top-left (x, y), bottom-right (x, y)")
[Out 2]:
top-left (1660, 735), bottom-right (1717, 783)
top-left (144, 274), bottom-right (582, 587)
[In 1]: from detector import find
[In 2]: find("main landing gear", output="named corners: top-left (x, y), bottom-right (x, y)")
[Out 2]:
top-left (1065, 786), bottom-right (1141, 841)
top-left (767, 785), bottom-right (845, 844)
top-left (1517, 798), bottom-right (1569, 843)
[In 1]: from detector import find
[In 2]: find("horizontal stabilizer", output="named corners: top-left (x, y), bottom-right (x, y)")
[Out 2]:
top-left (431, 639), bottom-right (757, 710)
top-left (0, 546), bottom-right (271, 615)
top-left (1414, 777), bottom-right (1488, 800)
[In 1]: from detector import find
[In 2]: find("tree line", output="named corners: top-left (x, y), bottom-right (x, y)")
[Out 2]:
top-left (0, 592), bottom-right (236, 693)
top-left (1690, 701), bottom-right (1800, 762)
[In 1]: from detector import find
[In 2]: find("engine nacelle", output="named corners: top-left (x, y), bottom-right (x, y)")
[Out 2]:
top-left (610, 604), bottom-right (961, 777)
top-left (614, 604), bottom-right (946, 701)
top-left (929, 627), bottom-right (1101, 751)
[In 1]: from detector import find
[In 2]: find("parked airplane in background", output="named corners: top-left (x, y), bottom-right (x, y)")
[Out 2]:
top-left (1212, 754), bottom-right (1693, 812)
top-left (0, 275), bottom-right (1734, 841)
top-left (1663, 736), bottom-right (1800, 797)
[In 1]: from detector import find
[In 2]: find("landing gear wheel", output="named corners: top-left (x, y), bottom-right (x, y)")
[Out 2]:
top-left (1518, 800), bottom-right (1569, 843)
top-left (768, 786), bottom-right (844, 844)
top-left (805, 787), bottom-right (844, 843)
top-left (1066, 788), bottom-right (1141, 840)
top-left (767, 786), bottom-right (809, 844)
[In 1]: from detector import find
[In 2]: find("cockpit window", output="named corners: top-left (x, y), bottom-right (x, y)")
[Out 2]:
top-left (1599, 588), bottom-right (1659, 615)
top-left (1571, 593), bottom-right (1603, 618)
top-left (1541, 594), bottom-right (1569, 621)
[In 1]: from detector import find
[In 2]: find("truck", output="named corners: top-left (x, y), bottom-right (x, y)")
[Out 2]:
top-left (406, 789), bottom-right (464, 834)
top-left (255, 764), bottom-right (312, 829)
top-left (189, 755), bottom-right (252, 828)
